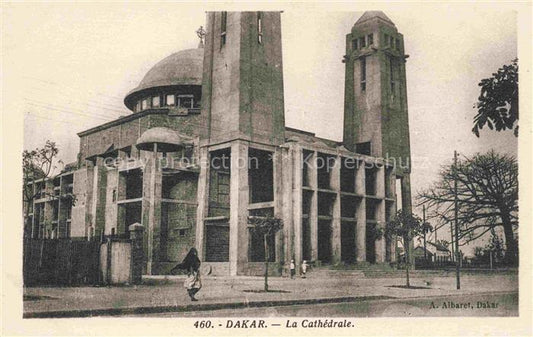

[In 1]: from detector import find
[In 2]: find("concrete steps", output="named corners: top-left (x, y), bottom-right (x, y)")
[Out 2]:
top-left (307, 266), bottom-right (365, 278)
top-left (308, 264), bottom-right (449, 279)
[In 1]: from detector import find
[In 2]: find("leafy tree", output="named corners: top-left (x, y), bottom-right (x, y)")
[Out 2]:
top-left (473, 233), bottom-right (505, 265)
top-left (248, 216), bottom-right (283, 292)
top-left (23, 141), bottom-right (59, 237)
top-left (472, 59), bottom-right (518, 137)
top-left (385, 209), bottom-right (423, 288)
top-left (418, 150), bottom-right (518, 265)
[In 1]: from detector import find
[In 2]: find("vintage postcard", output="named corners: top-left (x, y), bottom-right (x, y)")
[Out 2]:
top-left (2, 2), bottom-right (531, 336)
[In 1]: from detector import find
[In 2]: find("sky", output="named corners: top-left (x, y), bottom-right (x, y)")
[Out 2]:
top-left (3, 3), bottom-right (525, 254)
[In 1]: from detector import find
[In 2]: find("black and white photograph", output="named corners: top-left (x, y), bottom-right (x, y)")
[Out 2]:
top-left (1, 2), bottom-right (531, 336)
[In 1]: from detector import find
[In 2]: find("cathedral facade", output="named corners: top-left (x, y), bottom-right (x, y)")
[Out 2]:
top-left (25, 11), bottom-right (412, 276)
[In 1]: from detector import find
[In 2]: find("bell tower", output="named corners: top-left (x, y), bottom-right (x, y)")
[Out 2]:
top-left (343, 11), bottom-right (413, 215)
top-left (343, 11), bottom-right (411, 174)
top-left (196, 12), bottom-right (285, 276)
top-left (201, 11), bottom-right (285, 146)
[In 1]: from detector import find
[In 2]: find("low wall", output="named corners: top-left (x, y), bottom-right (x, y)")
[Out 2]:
top-left (100, 240), bottom-right (132, 284)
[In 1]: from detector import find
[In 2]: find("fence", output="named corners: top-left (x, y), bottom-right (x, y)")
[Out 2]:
top-left (415, 256), bottom-right (456, 270)
top-left (23, 238), bottom-right (100, 286)
top-left (23, 223), bottom-right (145, 286)
top-left (415, 255), bottom-right (510, 270)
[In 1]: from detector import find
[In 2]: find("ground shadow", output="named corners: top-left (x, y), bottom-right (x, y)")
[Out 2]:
top-left (23, 295), bottom-right (57, 301)
top-left (242, 290), bottom-right (291, 293)
top-left (387, 285), bottom-right (432, 290)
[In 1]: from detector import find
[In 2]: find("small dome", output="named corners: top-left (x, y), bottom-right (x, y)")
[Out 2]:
top-left (355, 11), bottom-right (394, 26)
top-left (124, 48), bottom-right (204, 110)
top-left (136, 127), bottom-right (192, 152)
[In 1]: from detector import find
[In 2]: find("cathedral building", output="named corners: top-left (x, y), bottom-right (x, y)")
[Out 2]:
top-left (24, 11), bottom-right (413, 276)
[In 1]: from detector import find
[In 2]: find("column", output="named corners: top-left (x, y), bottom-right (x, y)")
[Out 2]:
top-left (43, 181), bottom-right (53, 238)
top-left (281, 145), bottom-right (294, 275)
top-left (291, 145), bottom-right (303, 275)
top-left (375, 165), bottom-right (386, 262)
top-left (91, 156), bottom-right (107, 239)
top-left (145, 145), bottom-right (162, 275)
top-left (195, 147), bottom-right (209, 261)
top-left (355, 160), bottom-right (366, 262)
top-left (309, 152), bottom-right (318, 261)
top-left (273, 149), bottom-right (284, 265)
top-left (129, 223), bottom-right (144, 285)
top-left (330, 155), bottom-right (342, 264)
top-left (229, 141), bottom-right (249, 276)
top-left (30, 182), bottom-right (37, 238)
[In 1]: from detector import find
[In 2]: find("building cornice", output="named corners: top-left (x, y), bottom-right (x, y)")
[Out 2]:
top-left (77, 109), bottom-right (170, 137)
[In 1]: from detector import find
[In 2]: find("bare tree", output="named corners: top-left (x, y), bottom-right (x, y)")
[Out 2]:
top-left (418, 150), bottom-right (518, 265)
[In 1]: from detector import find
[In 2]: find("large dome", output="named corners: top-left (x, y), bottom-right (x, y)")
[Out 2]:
top-left (124, 47), bottom-right (204, 110)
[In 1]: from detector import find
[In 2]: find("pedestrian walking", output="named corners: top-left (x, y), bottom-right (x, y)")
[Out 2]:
top-left (290, 259), bottom-right (296, 279)
top-left (171, 248), bottom-right (202, 301)
top-left (301, 260), bottom-right (308, 278)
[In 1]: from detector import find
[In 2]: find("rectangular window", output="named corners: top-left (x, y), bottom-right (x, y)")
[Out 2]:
top-left (352, 39), bottom-right (358, 50)
top-left (135, 101), bottom-right (141, 112)
top-left (178, 95), bottom-right (193, 109)
top-left (359, 36), bottom-right (366, 48)
top-left (383, 33), bottom-right (389, 46)
top-left (257, 12), bottom-right (263, 44)
top-left (152, 96), bottom-right (160, 107)
top-left (390, 35), bottom-right (395, 48)
top-left (220, 11), bottom-right (227, 47)
top-left (355, 142), bottom-right (372, 156)
top-left (141, 98), bottom-right (149, 110)
top-left (367, 33), bottom-right (373, 46)
top-left (396, 38), bottom-right (401, 51)
top-left (360, 56), bottom-right (366, 92)
top-left (166, 94), bottom-right (175, 106)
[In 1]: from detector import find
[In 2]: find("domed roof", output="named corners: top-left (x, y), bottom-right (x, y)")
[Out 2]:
top-left (354, 11), bottom-right (395, 26)
top-left (124, 47), bottom-right (204, 109)
top-left (136, 127), bottom-right (192, 152)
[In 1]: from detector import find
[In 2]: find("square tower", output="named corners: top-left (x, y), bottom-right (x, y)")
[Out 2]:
top-left (201, 11), bottom-right (285, 146)
top-left (196, 12), bottom-right (286, 276)
top-left (343, 11), bottom-right (411, 177)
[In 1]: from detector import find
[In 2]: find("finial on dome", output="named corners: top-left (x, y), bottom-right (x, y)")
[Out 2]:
top-left (196, 26), bottom-right (206, 48)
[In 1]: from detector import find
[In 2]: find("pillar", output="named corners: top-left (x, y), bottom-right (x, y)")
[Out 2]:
top-left (375, 165), bottom-right (386, 262)
top-left (309, 152), bottom-right (318, 261)
top-left (273, 149), bottom-right (284, 266)
top-left (90, 156), bottom-right (107, 239)
top-left (355, 160), bottom-right (366, 262)
top-left (145, 145), bottom-right (162, 275)
top-left (281, 145), bottom-right (294, 275)
top-left (129, 223), bottom-right (144, 285)
top-left (195, 147), bottom-right (209, 261)
top-left (229, 141), bottom-right (249, 276)
top-left (331, 155), bottom-right (342, 264)
top-left (291, 145), bottom-right (303, 275)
